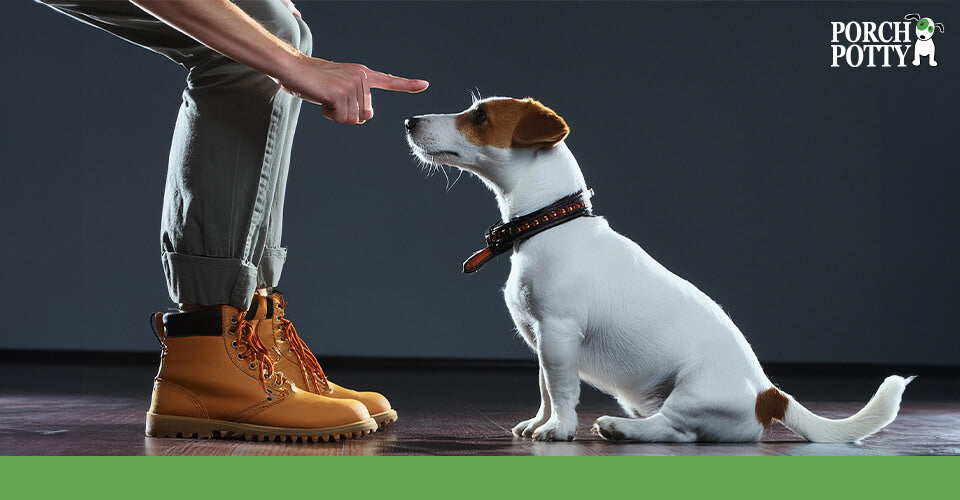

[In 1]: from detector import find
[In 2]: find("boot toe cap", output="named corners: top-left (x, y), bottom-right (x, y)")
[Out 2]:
top-left (258, 391), bottom-right (372, 429)
top-left (326, 382), bottom-right (393, 415)
top-left (356, 391), bottom-right (392, 415)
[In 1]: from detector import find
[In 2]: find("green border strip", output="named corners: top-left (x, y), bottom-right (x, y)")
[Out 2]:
top-left (3, 456), bottom-right (955, 498)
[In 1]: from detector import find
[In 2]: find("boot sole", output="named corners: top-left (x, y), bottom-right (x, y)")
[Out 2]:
top-left (371, 409), bottom-right (398, 428)
top-left (145, 412), bottom-right (378, 443)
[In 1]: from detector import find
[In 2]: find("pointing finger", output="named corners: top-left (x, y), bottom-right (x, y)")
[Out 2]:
top-left (366, 70), bottom-right (429, 93)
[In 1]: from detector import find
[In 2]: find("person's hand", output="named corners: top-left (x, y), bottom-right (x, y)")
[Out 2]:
top-left (277, 55), bottom-right (429, 124)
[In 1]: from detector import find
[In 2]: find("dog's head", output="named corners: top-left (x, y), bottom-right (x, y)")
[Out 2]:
top-left (405, 97), bottom-right (569, 189)
top-left (905, 13), bottom-right (945, 41)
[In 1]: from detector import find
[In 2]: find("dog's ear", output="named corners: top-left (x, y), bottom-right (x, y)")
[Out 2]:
top-left (512, 98), bottom-right (570, 148)
top-left (904, 13), bottom-right (920, 22)
top-left (935, 23), bottom-right (945, 33)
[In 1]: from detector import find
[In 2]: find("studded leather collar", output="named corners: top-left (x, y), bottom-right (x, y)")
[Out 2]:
top-left (462, 189), bottom-right (595, 274)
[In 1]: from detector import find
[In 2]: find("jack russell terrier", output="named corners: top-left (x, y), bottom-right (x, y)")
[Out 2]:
top-left (405, 97), bottom-right (912, 442)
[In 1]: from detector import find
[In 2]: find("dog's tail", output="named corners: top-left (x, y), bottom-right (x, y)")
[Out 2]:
top-left (756, 375), bottom-right (914, 443)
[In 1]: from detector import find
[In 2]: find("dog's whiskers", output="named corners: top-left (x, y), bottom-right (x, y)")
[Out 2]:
top-left (441, 165), bottom-right (464, 192)
top-left (409, 150), bottom-right (463, 192)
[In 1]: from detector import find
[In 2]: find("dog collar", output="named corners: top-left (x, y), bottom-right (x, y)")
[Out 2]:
top-left (462, 189), bottom-right (596, 274)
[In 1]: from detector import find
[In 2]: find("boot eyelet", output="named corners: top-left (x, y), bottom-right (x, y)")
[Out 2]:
top-left (266, 396), bottom-right (273, 401)
top-left (228, 327), bottom-right (236, 334)
top-left (237, 354), bottom-right (244, 360)
top-left (229, 317), bottom-right (237, 324)
top-left (231, 341), bottom-right (237, 348)
top-left (249, 363), bottom-right (257, 370)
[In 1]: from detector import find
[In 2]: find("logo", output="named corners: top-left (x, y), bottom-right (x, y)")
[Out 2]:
top-left (831, 13), bottom-right (945, 68)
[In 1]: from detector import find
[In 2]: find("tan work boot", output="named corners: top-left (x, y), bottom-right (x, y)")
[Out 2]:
top-left (255, 291), bottom-right (398, 428)
top-left (145, 300), bottom-right (378, 442)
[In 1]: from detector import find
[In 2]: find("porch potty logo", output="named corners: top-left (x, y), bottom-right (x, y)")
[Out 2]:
top-left (831, 13), bottom-right (945, 67)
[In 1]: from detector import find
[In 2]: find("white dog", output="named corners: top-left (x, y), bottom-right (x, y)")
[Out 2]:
top-left (906, 13), bottom-right (945, 67)
top-left (406, 97), bottom-right (912, 442)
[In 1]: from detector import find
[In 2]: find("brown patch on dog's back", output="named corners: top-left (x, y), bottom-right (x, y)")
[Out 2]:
top-left (456, 98), bottom-right (569, 149)
top-left (755, 387), bottom-right (789, 429)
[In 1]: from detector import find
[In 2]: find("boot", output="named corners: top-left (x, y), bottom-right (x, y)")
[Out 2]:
top-left (145, 299), bottom-right (378, 442)
top-left (255, 291), bottom-right (398, 428)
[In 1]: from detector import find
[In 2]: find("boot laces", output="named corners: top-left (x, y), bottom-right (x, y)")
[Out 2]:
top-left (277, 301), bottom-right (331, 392)
top-left (235, 310), bottom-right (286, 392)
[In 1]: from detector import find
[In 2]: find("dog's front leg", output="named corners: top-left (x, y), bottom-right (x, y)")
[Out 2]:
top-left (531, 319), bottom-right (582, 441)
top-left (512, 367), bottom-right (551, 437)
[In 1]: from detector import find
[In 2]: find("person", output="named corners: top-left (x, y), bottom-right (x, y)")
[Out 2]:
top-left (38, 0), bottom-right (428, 442)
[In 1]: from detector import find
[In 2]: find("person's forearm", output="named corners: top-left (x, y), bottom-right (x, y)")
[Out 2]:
top-left (130, 0), bottom-right (306, 80)
top-left (131, 0), bottom-right (428, 124)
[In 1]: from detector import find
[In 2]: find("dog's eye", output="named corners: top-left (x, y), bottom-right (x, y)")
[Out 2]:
top-left (471, 107), bottom-right (487, 125)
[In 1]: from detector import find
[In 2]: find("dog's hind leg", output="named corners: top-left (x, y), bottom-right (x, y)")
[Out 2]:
top-left (593, 413), bottom-right (695, 443)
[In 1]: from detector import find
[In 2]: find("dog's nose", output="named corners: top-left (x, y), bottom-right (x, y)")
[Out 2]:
top-left (405, 117), bottom-right (420, 132)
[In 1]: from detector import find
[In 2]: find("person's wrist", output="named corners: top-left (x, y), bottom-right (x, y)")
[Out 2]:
top-left (273, 50), bottom-right (315, 86)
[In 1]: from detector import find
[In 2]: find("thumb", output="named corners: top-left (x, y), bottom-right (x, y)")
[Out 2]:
top-left (367, 70), bottom-right (429, 93)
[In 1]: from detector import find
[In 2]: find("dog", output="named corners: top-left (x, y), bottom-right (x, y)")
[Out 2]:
top-left (906, 13), bottom-right (945, 67)
top-left (405, 97), bottom-right (912, 442)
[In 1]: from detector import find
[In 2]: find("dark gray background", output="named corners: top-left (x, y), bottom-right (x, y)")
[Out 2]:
top-left (1, 1), bottom-right (957, 365)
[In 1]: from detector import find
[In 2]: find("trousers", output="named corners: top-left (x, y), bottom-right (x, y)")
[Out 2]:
top-left (39, 0), bottom-right (311, 309)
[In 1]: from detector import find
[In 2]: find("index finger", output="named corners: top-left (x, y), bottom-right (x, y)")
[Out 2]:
top-left (367, 71), bottom-right (429, 93)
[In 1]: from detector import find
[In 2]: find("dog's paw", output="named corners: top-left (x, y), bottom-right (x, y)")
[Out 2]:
top-left (512, 415), bottom-right (548, 437)
top-left (592, 416), bottom-right (626, 441)
top-left (531, 417), bottom-right (577, 441)
top-left (931, 60), bottom-right (939, 67)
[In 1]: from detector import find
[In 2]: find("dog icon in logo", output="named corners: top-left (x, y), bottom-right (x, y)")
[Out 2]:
top-left (905, 13), bottom-right (945, 66)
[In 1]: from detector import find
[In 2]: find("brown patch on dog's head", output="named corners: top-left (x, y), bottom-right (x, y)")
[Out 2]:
top-left (755, 387), bottom-right (789, 429)
top-left (456, 98), bottom-right (569, 149)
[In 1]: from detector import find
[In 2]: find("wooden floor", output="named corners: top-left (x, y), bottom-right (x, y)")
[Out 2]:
top-left (1, 363), bottom-right (958, 456)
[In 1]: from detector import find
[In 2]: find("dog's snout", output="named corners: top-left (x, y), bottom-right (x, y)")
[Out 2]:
top-left (405, 117), bottom-right (420, 132)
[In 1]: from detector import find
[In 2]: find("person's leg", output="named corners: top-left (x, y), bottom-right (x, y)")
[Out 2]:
top-left (38, 0), bottom-right (381, 441)
top-left (38, 0), bottom-right (305, 311)
top-left (242, 17), bottom-right (397, 425)
top-left (161, 1), bottom-right (307, 311)
top-left (255, 14), bottom-right (313, 294)
top-left (35, 1), bottom-right (217, 71)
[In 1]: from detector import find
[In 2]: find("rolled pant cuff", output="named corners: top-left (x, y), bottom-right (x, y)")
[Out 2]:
top-left (256, 247), bottom-right (287, 289)
top-left (162, 252), bottom-right (259, 310)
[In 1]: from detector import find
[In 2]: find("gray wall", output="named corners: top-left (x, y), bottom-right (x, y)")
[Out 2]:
top-left (1, 1), bottom-right (957, 365)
